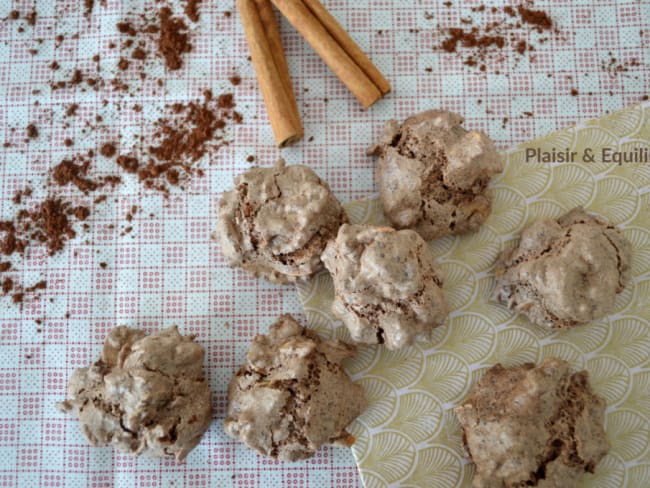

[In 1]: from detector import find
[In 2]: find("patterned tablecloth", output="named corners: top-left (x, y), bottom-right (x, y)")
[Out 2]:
top-left (0, 0), bottom-right (647, 487)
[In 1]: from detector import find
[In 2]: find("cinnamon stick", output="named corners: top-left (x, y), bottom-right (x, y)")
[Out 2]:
top-left (271, 0), bottom-right (387, 108)
top-left (254, 0), bottom-right (302, 124)
top-left (237, 0), bottom-right (303, 147)
top-left (302, 0), bottom-right (391, 95)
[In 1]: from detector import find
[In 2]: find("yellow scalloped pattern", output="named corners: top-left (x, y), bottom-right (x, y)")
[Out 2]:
top-left (297, 102), bottom-right (650, 487)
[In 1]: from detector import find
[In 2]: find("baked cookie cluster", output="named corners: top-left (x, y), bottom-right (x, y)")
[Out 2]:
top-left (58, 326), bottom-right (212, 462)
top-left (216, 159), bottom-right (347, 283)
top-left (493, 207), bottom-right (632, 328)
top-left (369, 110), bottom-right (503, 240)
top-left (61, 110), bottom-right (629, 484)
top-left (224, 314), bottom-right (366, 461)
top-left (322, 224), bottom-right (448, 350)
top-left (455, 358), bottom-right (609, 487)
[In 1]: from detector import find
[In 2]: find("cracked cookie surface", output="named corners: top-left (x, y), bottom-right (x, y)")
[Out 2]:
top-left (321, 224), bottom-right (448, 350)
top-left (57, 326), bottom-right (211, 461)
top-left (493, 207), bottom-right (632, 328)
top-left (224, 314), bottom-right (366, 461)
top-left (368, 109), bottom-right (503, 241)
top-left (215, 159), bottom-right (347, 284)
top-left (454, 357), bottom-right (609, 488)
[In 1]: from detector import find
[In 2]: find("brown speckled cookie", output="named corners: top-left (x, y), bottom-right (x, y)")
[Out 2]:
top-left (455, 357), bottom-right (609, 488)
top-left (368, 110), bottom-right (503, 241)
top-left (493, 207), bottom-right (632, 328)
top-left (215, 159), bottom-right (347, 284)
top-left (57, 326), bottom-right (212, 462)
top-left (224, 314), bottom-right (366, 462)
top-left (321, 224), bottom-right (448, 350)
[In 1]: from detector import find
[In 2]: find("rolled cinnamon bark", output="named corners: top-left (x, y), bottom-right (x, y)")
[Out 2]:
top-left (302, 0), bottom-right (391, 95)
top-left (237, 0), bottom-right (303, 147)
top-left (271, 0), bottom-right (387, 108)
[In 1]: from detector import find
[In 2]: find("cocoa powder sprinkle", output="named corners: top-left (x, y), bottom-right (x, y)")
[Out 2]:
top-left (439, 2), bottom-right (555, 72)
top-left (116, 155), bottom-right (139, 173)
top-left (100, 143), bottom-right (117, 158)
top-left (158, 7), bottom-right (192, 70)
top-left (517, 5), bottom-right (553, 31)
top-left (26, 124), bottom-right (38, 139)
top-left (184, 0), bottom-right (202, 23)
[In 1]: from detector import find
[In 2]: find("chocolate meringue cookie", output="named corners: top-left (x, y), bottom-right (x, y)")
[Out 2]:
top-left (58, 326), bottom-right (212, 461)
top-left (216, 159), bottom-right (347, 284)
top-left (224, 314), bottom-right (366, 461)
top-left (493, 207), bottom-right (632, 328)
top-left (321, 224), bottom-right (448, 350)
top-left (369, 109), bottom-right (503, 240)
top-left (455, 357), bottom-right (609, 488)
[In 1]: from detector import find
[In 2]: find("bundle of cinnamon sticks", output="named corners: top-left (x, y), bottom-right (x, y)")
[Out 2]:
top-left (237, 0), bottom-right (391, 147)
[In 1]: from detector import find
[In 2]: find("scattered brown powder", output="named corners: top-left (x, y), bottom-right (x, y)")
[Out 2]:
top-left (116, 4), bottom-right (196, 73)
top-left (66, 103), bottom-right (79, 117)
top-left (75, 206), bottom-right (90, 221)
top-left (0, 221), bottom-right (22, 255)
top-left (52, 159), bottom-right (98, 192)
top-left (71, 69), bottom-right (83, 85)
top-left (100, 142), bottom-right (117, 158)
top-left (2, 3), bottom-right (237, 303)
top-left (158, 7), bottom-right (192, 70)
top-left (132, 47), bottom-right (147, 60)
top-left (517, 5), bottom-right (552, 31)
top-left (601, 54), bottom-right (642, 78)
top-left (184, 0), bottom-right (202, 23)
top-left (25, 11), bottom-right (36, 26)
top-left (134, 91), bottom-right (238, 191)
top-left (516, 40), bottom-right (527, 55)
top-left (116, 21), bottom-right (137, 36)
top-left (25, 280), bottom-right (47, 293)
top-left (26, 124), bottom-right (38, 139)
top-left (0, 198), bottom-right (76, 256)
top-left (439, 2), bottom-right (556, 72)
top-left (84, 0), bottom-right (95, 17)
top-left (2, 277), bottom-right (13, 294)
top-left (116, 155), bottom-right (139, 173)
top-left (217, 93), bottom-right (235, 109)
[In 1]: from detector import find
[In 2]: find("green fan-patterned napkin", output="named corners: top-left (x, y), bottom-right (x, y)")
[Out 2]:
top-left (296, 102), bottom-right (650, 488)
